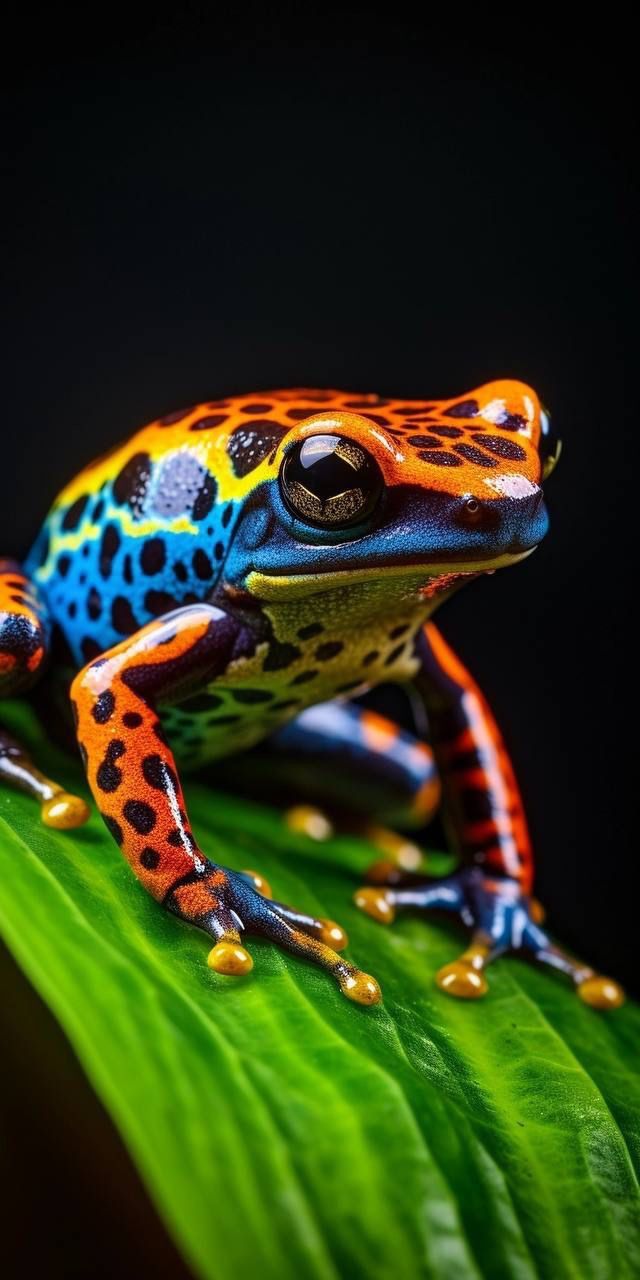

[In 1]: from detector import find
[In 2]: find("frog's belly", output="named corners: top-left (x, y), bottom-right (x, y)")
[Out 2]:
top-left (161, 612), bottom-right (425, 771)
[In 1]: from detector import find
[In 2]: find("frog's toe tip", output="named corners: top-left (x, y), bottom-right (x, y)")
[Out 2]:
top-left (436, 961), bottom-right (489, 999)
top-left (319, 919), bottom-right (348, 950)
top-left (285, 805), bottom-right (334, 841)
top-left (354, 886), bottom-right (396, 924)
top-left (577, 975), bottom-right (625, 1010)
top-left (41, 792), bottom-right (91, 829)
top-left (207, 941), bottom-right (254, 977)
top-left (241, 868), bottom-right (273, 899)
top-left (339, 969), bottom-right (382, 1006)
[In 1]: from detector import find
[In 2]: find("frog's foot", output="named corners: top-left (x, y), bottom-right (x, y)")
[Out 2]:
top-left (177, 865), bottom-right (381, 1006)
top-left (354, 866), bottom-right (624, 1007)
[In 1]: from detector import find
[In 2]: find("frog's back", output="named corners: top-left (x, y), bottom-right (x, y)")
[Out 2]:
top-left (25, 388), bottom-right (396, 665)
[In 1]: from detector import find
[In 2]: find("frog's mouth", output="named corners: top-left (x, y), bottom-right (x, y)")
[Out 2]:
top-left (246, 549), bottom-right (534, 601)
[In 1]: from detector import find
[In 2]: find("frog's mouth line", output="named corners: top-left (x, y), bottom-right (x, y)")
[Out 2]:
top-left (246, 549), bottom-right (534, 601)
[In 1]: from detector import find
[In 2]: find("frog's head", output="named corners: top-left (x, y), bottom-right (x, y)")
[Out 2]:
top-left (225, 380), bottom-right (560, 609)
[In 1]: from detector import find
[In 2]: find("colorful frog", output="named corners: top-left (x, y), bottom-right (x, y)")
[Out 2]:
top-left (0, 381), bottom-right (624, 1008)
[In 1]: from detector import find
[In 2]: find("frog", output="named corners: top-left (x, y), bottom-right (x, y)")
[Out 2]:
top-left (0, 380), bottom-right (624, 1009)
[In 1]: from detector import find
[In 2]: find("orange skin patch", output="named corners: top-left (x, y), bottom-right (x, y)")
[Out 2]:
top-left (54, 379), bottom-right (544, 516)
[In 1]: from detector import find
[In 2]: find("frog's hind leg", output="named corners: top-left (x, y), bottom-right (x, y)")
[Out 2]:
top-left (253, 701), bottom-right (441, 869)
top-left (0, 558), bottom-right (89, 829)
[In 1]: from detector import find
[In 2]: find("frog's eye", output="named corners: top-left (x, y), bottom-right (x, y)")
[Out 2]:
top-left (539, 408), bottom-right (562, 480)
top-left (279, 434), bottom-right (383, 529)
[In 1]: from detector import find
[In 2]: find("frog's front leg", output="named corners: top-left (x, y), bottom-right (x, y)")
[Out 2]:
top-left (71, 604), bottom-right (380, 1005)
top-left (356, 621), bottom-right (623, 1009)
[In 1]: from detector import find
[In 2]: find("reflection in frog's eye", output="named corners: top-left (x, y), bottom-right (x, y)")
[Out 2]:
top-left (279, 434), bottom-right (384, 529)
top-left (539, 408), bottom-right (562, 480)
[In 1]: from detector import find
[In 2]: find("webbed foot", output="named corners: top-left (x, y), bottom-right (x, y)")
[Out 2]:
top-left (354, 865), bottom-right (623, 1007)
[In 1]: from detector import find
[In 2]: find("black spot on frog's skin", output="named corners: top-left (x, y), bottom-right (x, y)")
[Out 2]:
top-left (214, 542), bottom-right (224, 561)
top-left (123, 711), bottom-right (143, 728)
top-left (87, 587), bottom-right (102, 620)
top-left (290, 669), bottom-right (318, 686)
top-left (192, 548), bottom-right (213, 580)
top-left (418, 450), bottom-right (463, 467)
top-left (144, 590), bottom-right (181, 616)
top-left (192, 473), bottom-right (217, 521)
top-left (389, 623), bottom-right (410, 639)
top-left (57, 554), bottom-right (71, 577)
top-left (159, 407), bottom-right (193, 426)
top-left (167, 827), bottom-right (188, 846)
top-left (112, 596), bottom-right (139, 635)
top-left (428, 424), bottom-right (464, 439)
top-left (221, 504), bottom-right (233, 528)
top-left (230, 688), bottom-right (273, 704)
top-left (407, 435), bottom-right (442, 448)
top-left (454, 443), bottom-right (498, 468)
top-left (298, 622), bottom-right (324, 640)
top-left (445, 399), bottom-right (480, 418)
top-left (91, 689), bottom-right (115, 723)
top-left (97, 739), bottom-right (126, 792)
top-left (287, 407), bottom-right (315, 421)
top-left (142, 753), bottom-right (178, 792)
top-left (385, 644), bottom-right (405, 666)
top-left (497, 412), bottom-right (527, 431)
top-left (189, 414), bottom-right (228, 431)
top-left (480, 435), bottom-right (528, 461)
top-left (241, 403), bottom-right (274, 414)
top-left (62, 494), bottom-right (89, 531)
top-left (140, 847), bottom-right (161, 870)
top-left (123, 799), bottom-right (157, 834)
top-left (179, 692), bottom-right (223, 712)
top-left (174, 560), bottom-right (188, 582)
top-left (93, 498), bottom-right (105, 522)
top-left (207, 713), bottom-right (242, 725)
top-left (270, 699), bottom-right (300, 712)
top-left (67, 602), bottom-right (77, 619)
top-left (99, 524), bottom-right (121, 578)
top-left (315, 641), bottom-right (344, 661)
top-left (227, 423), bottom-right (288, 478)
top-left (263, 639), bottom-right (301, 672)
top-left (81, 636), bottom-right (102, 662)
top-left (113, 452), bottom-right (152, 518)
top-left (141, 538), bottom-right (167, 576)
top-left (102, 814), bottom-right (124, 845)
top-left (34, 531), bottom-right (50, 568)
top-left (123, 554), bottom-right (134, 585)
top-left (362, 650), bottom-right (379, 666)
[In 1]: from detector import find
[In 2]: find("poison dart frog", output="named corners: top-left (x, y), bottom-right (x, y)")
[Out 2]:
top-left (0, 381), bottom-right (624, 1008)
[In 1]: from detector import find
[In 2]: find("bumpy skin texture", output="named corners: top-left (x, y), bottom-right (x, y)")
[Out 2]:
top-left (0, 381), bottom-right (622, 1006)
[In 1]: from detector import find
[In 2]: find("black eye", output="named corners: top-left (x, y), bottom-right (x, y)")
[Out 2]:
top-left (455, 496), bottom-right (501, 532)
top-left (279, 434), bottom-right (383, 529)
top-left (539, 407), bottom-right (562, 479)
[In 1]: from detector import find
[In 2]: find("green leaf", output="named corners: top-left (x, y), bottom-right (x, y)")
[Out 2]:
top-left (0, 700), bottom-right (638, 1280)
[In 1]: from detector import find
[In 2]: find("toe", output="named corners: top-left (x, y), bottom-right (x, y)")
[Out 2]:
top-left (354, 886), bottom-right (396, 923)
top-left (577, 975), bottom-right (625, 1009)
top-left (436, 961), bottom-right (489, 999)
top-left (207, 940), bottom-right (254, 976)
top-left (41, 791), bottom-right (91, 829)
top-left (241, 869), bottom-right (273, 898)
top-left (338, 968), bottom-right (382, 1005)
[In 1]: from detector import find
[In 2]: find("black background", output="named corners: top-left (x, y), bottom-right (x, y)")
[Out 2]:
top-left (0, 10), bottom-right (634, 1278)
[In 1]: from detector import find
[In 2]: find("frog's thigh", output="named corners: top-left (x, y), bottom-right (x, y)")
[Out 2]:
top-left (233, 701), bottom-right (440, 828)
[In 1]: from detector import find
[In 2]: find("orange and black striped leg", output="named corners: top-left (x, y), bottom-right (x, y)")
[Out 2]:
top-left (70, 605), bottom-right (380, 1005)
top-left (355, 622), bottom-right (624, 1007)
top-left (0, 558), bottom-right (88, 826)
